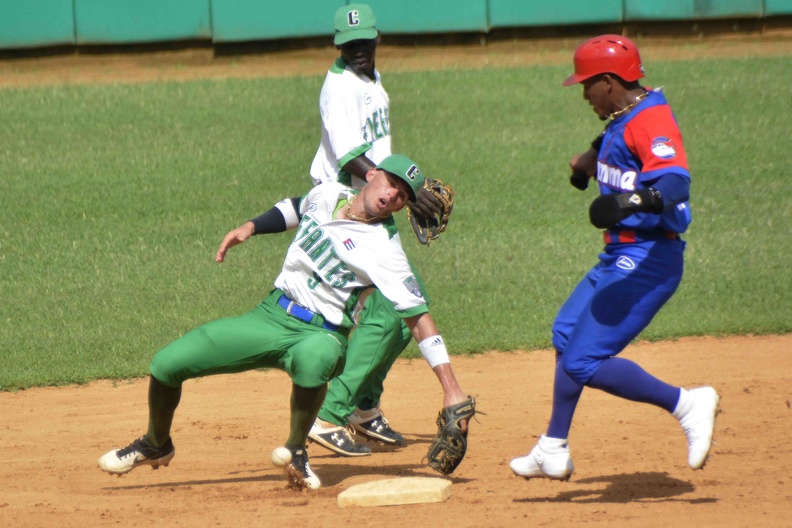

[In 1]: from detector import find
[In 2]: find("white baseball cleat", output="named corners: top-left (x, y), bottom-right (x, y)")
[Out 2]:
top-left (673, 386), bottom-right (720, 469)
top-left (98, 435), bottom-right (175, 475)
top-left (510, 435), bottom-right (574, 481)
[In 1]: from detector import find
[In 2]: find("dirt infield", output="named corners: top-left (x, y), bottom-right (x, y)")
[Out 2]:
top-left (2, 335), bottom-right (791, 527)
top-left (2, 35), bottom-right (791, 527)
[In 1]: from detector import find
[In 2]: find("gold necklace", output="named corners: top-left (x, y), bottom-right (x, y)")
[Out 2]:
top-left (344, 197), bottom-right (383, 223)
top-left (608, 91), bottom-right (649, 120)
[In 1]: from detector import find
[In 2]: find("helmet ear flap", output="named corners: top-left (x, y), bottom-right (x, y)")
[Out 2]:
top-left (563, 35), bottom-right (644, 86)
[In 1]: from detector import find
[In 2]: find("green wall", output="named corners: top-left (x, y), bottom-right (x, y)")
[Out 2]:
top-left (74, 0), bottom-right (211, 45)
top-left (765, 0), bottom-right (792, 15)
top-left (0, 0), bottom-right (75, 48)
top-left (488, 1), bottom-right (622, 28)
top-left (211, 0), bottom-right (341, 42)
top-left (365, 0), bottom-right (488, 33)
top-left (624, 0), bottom-right (764, 21)
top-left (1, 0), bottom-right (789, 50)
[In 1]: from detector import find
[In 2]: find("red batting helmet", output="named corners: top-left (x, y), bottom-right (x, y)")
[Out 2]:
top-left (562, 34), bottom-right (644, 86)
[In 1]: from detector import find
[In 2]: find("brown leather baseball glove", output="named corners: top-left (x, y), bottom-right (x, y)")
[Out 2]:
top-left (406, 178), bottom-right (455, 246)
top-left (425, 396), bottom-right (475, 475)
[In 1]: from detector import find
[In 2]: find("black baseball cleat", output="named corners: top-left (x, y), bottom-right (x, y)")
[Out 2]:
top-left (308, 420), bottom-right (372, 456)
top-left (349, 408), bottom-right (404, 445)
top-left (284, 447), bottom-right (321, 490)
top-left (98, 435), bottom-right (175, 475)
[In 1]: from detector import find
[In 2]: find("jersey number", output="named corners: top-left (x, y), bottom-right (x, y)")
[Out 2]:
top-left (307, 272), bottom-right (322, 290)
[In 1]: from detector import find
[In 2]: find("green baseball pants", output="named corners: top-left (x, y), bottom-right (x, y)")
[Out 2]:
top-left (150, 289), bottom-right (348, 389)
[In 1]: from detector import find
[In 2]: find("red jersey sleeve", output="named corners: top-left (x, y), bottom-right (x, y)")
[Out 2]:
top-left (623, 105), bottom-right (689, 174)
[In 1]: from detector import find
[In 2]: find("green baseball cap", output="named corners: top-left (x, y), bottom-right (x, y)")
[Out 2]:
top-left (334, 4), bottom-right (378, 46)
top-left (376, 154), bottom-right (425, 202)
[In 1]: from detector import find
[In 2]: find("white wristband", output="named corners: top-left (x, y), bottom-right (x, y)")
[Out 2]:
top-left (275, 198), bottom-right (300, 229)
top-left (418, 335), bottom-right (450, 368)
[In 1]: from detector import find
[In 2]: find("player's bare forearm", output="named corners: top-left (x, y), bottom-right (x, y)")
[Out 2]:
top-left (341, 155), bottom-right (376, 180)
top-left (405, 312), bottom-right (468, 415)
top-left (570, 147), bottom-right (598, 176)
top-left (433, 363), bottom-right (468, 413)
top-left (215, 221), bottom-right (255, 262)
top-left (405, 312), bottom-right (438, 342)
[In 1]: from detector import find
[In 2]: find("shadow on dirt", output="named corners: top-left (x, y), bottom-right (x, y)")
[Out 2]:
top-left (100, 461), bottom-right (470, 491)
top-left (513, 471), bottom-right (717, 504)
top-left (100, 471), bottom-right (285, 491)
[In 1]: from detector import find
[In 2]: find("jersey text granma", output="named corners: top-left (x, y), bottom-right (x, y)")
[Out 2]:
top-left (296, 216), bottom-right (356, 289)
top-left (596, 162), bottom-right (638, 192)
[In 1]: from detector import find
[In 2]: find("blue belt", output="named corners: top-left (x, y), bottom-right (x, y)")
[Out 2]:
top-left (276, 294), bottom-right (340, 332)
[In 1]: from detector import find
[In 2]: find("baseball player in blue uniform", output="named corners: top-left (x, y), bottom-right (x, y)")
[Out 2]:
top-left (510, 35), bottom-right (720, 480)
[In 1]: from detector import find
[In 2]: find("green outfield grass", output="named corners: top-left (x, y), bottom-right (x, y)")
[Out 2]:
top-left (1, 55), bottom-right (789, 390)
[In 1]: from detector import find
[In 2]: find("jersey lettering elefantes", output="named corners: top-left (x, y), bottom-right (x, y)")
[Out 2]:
top-left (293, 216), bottom-right (355, 290)
top-left (363, 107), bottom-right (390, 144)
top-left (596, 89), bottom-right (692, 234)
top-left (274, 183), bottom-right (427, 328)
top-left (310, 58), bottom-right (392, 188)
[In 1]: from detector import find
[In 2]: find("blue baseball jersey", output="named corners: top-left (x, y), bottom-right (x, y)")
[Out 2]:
top-left (596, 90), bottom-right (691, 234)
top-left (552, 88), bottom-right (691, 385)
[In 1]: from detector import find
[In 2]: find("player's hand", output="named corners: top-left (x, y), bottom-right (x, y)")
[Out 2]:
top-left (570, 147), bottom-right (598, 177)
top-left (408, 185), bottom-right (443, 218)
top-left (442, 388), bottom-right (471, 433)
top-left (569, 172), bottom-right (590, 190)
top-left (215, 222), bottom-right (255, 262)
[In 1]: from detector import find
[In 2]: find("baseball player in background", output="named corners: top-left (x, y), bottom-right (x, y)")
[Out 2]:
top-left (98, 155), bottom-right (470, 490)
top-left (510, 35), bottom-right (720, 480)
top-left (305, 3), bottom-right (444, 457)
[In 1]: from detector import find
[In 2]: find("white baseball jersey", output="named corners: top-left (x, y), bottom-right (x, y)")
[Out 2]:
top-left (274, 183), bottom-right (426, 328)
top-left (309, 58), bottom-right (392, 188)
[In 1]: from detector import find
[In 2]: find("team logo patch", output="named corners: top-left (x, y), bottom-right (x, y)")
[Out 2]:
top-left (347, 10), bottom-right (360, 26)
top-left (650, 137), bottom-right (676, 159)
top-left (616, 256), bottom-right (636, 271)
top-left (343, 238), bottom-right (355, 251)
top-left (403, 276), bottom-right (424, 298)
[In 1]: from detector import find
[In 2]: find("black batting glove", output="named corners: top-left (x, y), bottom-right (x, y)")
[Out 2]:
top-left (570, 172), bottom-right (590, 191)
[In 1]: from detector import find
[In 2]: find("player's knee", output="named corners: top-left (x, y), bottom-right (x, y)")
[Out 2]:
top-left (148, 327), bottom-right (213, 387)
top-left (291, 346), bottom-right (344, 388)
top-left (551, 323), bottom-right (570, 354)
top-left (149, 352), bottom-right (187, 388)
top-left (554, 349), bottom-right (564, 365)
top-left (551, 334), bottom-right (567, 355)
top-left (561, 354), bottom-right (596, 385)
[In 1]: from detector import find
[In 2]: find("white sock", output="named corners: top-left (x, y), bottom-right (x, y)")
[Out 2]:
top-left (539, 435), bottom-right (569, 451)
top-left (353, 407), bottom-right (380, 420)
top-left (672, 388), bottom-right (692, 420)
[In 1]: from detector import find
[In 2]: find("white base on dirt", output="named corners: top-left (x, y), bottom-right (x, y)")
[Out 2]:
top-left (337, 477), bottom-right (452, 508)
